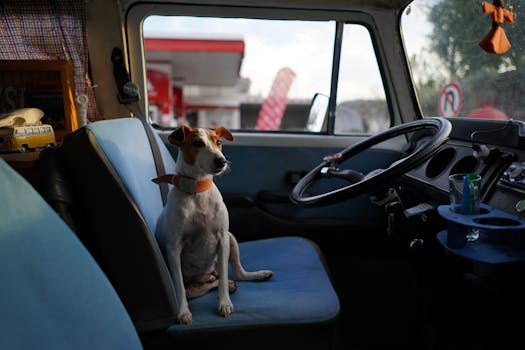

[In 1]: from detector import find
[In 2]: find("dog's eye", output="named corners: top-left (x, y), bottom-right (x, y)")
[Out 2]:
top-left (192, 140), bottom-right (205, 148)
top-left (216, 140), bottom-right (222, 146)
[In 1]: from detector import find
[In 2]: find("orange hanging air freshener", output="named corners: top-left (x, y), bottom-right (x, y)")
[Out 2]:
top-left (479, 0), bottom-right (515, 54)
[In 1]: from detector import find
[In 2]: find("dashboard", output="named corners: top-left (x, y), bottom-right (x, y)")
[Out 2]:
top-left (404, 117), bottom-right (525, 219)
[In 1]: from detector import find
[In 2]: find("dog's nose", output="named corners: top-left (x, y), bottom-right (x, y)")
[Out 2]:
top-left (214, 157), bottom-right (227, 169)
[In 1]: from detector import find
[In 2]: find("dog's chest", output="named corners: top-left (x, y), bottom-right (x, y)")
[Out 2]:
top-left (175, 192), bottom-right (227, 275)
top-left (179, 192), bottom-right (226, 234)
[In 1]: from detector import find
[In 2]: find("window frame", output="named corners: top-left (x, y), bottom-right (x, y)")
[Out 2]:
top-left (126, 3), bottom-right (396, 135)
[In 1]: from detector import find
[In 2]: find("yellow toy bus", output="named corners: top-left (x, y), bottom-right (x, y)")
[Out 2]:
top-left (0, 124), bottom-right (56, 152)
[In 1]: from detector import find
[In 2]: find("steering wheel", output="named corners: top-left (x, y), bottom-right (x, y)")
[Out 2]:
top-left (290, 117), bottom-right (452, 206)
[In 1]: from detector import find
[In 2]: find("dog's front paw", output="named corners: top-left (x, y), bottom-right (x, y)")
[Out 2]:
top-left (218, 300), bottom-right (234, 317)
top-left (177, 310), bottom-right (193, 324)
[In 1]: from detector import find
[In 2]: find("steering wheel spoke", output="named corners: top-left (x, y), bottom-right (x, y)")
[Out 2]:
top-left (321, 168), bottom-right (365, 184)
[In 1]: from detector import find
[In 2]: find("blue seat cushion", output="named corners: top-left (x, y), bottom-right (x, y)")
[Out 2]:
top-left (169, 236), bottom-right (340, 333)
top-left (0, 158), bottom-right (142, 349)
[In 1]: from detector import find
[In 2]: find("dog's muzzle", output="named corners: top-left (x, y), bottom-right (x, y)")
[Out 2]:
top-left (214, 157), bottom-right (228, 173)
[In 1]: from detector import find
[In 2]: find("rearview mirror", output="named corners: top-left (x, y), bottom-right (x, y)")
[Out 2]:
top-left (306, 93), bottom-right (329, 132)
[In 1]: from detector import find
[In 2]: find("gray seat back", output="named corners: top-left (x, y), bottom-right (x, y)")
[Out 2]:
top-left (58, 118), bottom-right (178, 331)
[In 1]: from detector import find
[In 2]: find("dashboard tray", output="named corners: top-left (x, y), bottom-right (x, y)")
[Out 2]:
top-left (437, 204), bottom-right (525, 264)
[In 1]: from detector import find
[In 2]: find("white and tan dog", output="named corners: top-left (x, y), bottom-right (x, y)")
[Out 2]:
top-left (154, 125), bottom-right (272, 325)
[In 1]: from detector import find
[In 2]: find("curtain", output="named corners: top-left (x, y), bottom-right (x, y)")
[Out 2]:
top-left (0, 0), bottom-right (97, 122)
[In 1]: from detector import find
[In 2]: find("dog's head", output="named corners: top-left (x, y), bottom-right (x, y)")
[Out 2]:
top-left (168, 125), bottom-right (234, 176)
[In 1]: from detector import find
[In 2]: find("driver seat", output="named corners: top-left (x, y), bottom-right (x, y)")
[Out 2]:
top-left (41, 117), bottom-right (340, 349)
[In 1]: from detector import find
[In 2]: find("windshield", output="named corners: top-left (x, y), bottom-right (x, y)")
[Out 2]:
top-left (402, 0), bottom-right (522, 121)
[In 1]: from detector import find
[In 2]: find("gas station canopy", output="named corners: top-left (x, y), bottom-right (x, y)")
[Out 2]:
top-left (144, 35), bottom-right (244, 86)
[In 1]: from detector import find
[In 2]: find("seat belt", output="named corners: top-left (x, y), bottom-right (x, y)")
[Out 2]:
top-left (111, 47), bottom-right (169, 205)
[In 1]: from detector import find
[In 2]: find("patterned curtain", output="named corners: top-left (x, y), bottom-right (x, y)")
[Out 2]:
top-left (0, 0), bottom-right (97, 122)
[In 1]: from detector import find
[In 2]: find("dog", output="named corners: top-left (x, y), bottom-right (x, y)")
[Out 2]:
top-left (153, 125), bottom-right (273, 325)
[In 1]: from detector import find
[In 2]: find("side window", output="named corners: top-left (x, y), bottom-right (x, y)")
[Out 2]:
top-left (336, 24), bottom-right (389, 134)
top-left (143, 16), bottom-right (333, 131)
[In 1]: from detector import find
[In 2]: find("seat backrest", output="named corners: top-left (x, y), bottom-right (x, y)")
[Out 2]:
top-left (0, 157), bottom-right (143, 350)
top-left (57, 118), bottom-right (178, 331)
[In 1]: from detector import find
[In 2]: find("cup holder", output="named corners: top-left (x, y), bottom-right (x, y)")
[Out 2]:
top-left (439, 204), bottom-right (525, 231)
top-left (437, 204), bottom-right (525, 263)
top-left (473, 217), bottom-right (521, 227)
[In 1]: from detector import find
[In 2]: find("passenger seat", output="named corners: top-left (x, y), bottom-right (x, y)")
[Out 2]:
top-left (40, 117), bottom-right (341, 349)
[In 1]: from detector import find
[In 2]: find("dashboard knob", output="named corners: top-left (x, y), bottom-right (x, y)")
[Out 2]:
top-left (501, 162), bottom-right (525, 188)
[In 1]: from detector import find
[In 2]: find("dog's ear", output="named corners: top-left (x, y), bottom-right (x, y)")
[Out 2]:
top-left (168, 125), bottom-right (190, 147)
top-left (215, 126), bottom-right (234, 141)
